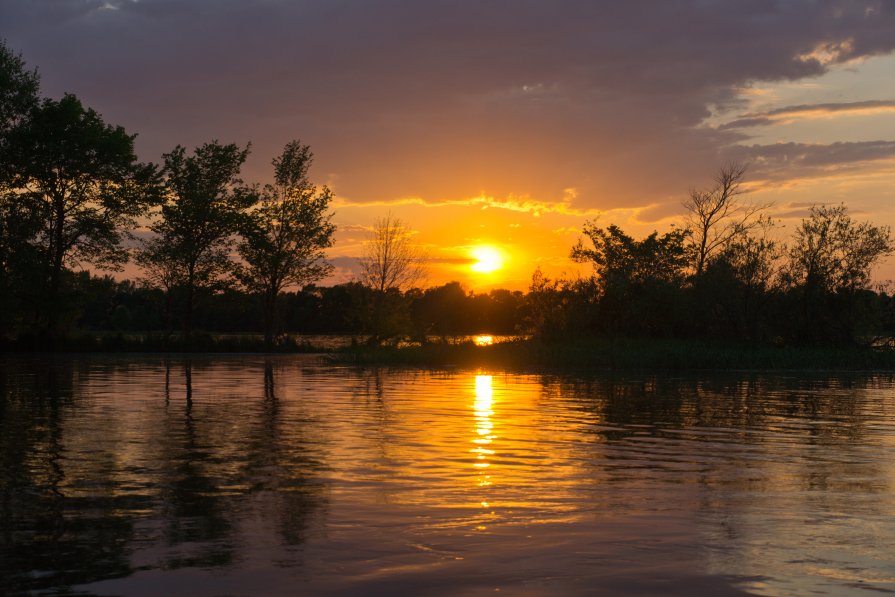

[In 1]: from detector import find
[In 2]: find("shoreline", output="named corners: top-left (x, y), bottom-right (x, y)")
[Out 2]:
top-left (4, 336), bottom-right (895, 372)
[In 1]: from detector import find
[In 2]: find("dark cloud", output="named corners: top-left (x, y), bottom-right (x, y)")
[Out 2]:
top-left (721, 100), bottom-right (895, 129)
top-left (726, 140), bottom-right (895, 181)
top-left (3, 0), bottom-right (895, 209)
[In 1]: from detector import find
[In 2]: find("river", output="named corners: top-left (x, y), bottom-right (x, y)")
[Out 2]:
top-left (2, 355), bottom-right (894, 595)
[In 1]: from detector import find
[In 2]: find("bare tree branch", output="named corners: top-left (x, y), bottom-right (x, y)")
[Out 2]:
top-left (683, 162), bottom-right (771, 276)
top-left (358, 213), bottom-right (427, 292)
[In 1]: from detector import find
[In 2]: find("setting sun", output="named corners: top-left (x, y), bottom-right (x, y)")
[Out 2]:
top-left (470, 246), bottom-right (504, 274)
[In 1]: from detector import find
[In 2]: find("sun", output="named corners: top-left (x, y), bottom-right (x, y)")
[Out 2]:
top-left (470, 246), bottom-right (504, 274)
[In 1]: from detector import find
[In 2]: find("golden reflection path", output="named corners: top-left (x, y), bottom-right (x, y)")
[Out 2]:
top-left (473, 374), bottom-right (496, 529)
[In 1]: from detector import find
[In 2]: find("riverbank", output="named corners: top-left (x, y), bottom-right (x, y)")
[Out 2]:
top-left (5, 333), bottom-right (895, 371)
top-left (333, 337), bottom-right (895, 371)
top-left (0, 332), bottom-right (337, 353)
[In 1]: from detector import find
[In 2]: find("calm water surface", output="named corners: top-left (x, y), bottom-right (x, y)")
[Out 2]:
top-left (2, 356), bottom-right (895, 596)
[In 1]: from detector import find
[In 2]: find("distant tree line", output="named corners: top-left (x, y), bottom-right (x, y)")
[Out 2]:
top-left (42, 276), bottom-right (525, 339)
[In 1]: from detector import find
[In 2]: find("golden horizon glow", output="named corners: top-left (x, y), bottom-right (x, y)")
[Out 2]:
top-left (470, 246), bottom-right (504, 274)
top-left (474, 334), bottom-right (494, 346)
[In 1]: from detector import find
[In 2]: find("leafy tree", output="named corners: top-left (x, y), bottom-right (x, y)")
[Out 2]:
top-left (0, 39), bottom-right (39, 139)
top-left (237, 141), bottom-right (335, 348)
top-left (524, 268), bottom-right (559, 336)
top-left (141, 141), bottom-right (254, 340)
top-left (781, 204), bottom-right (892, 343)
top-left (700, 219), bottom-right (782, 340)
top-left (572, 223), bottom-right (689, 289)
top-left (0, 40), bottom-right (41, 337)
top-left (784, 205), bottom-right (892, 294)
top-left (571, 223), bottom-right (689, 336)
top-left (411, 281), bottom-right (470, 339)
top-left (0, 196), bottom-right (42, 337)
top-left (3, 93), bottom-right (160, 339)
top-left (478, 288), bottom-right (525, 334)
top-left (135, 236), bottom-right (184, 337)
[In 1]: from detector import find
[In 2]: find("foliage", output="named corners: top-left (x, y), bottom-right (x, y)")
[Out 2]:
top-left (410, 281), bottom-right (469, 338)
top-left (141, 140), bottom-right (254, 339)
top-left (782, 204), bottom-right (892, 294)
top-left (695, 217), bottom-right (782, 340)
top-left (522, 268), bottom-right (597, 341)
top-left (2, 93), bottom-right (160, 337)
top-left (0, 40), bottom-right (42, 337)
top-left (780, 204), bottom-right (893, 344)
top-left (571, 223), bottom-right (689, 336)
top-left (237, 141), bottom-right (336, 347)
top-left (0, 38), bottom-right (39, 140)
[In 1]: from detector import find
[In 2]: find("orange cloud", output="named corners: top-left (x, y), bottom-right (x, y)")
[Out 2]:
top-left (332, 188), bottom-right (599, 218)
top-left (721, 100), bottom-right (895, 129)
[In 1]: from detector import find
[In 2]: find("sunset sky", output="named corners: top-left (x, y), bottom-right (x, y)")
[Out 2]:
top-left (4, 0), bottom-right (895, 290)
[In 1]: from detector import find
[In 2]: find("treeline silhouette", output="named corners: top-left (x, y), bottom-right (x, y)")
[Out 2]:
top-left (1, 41), bottom-right (336, 349)
top-left (3, 40), bottom-right (895, 353)
top-left (35, 277), bottom-right (525, 339)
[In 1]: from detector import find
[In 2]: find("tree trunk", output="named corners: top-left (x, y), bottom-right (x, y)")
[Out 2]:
top-left (263, 288), bottom-right (277, 351)
top-left (164, 288), bottom-right (174, 344)
top-left (46, 201), bottom-right (66, 347)
top-left (184, 266), bottom-right (195, 345)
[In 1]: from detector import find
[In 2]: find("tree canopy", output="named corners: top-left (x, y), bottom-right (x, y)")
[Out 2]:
top-left (237, 140), bottom-right (336, 347)
top-left (140, 140), bottom-right (253, 338)
top-left (3, 93), bottom-right (160, 336)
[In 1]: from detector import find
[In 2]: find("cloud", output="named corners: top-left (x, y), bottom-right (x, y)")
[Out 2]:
top-left (3, 1), bottom-right (895, 211)
top-left (720, 100), bottom-right (895, 129)
top-left (726, 141), bottom-right (895, 181)
top-left (333, 188), bottom-right (599, 217)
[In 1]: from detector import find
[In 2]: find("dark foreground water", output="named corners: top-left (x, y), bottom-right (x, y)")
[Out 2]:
top-left (2, 356), bottom-right (895, 596)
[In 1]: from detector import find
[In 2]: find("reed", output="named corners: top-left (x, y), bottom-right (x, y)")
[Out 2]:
top-left (333, 337), bottom-right (895, 371)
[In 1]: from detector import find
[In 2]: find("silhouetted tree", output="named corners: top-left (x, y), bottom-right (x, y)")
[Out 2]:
top-left (359, 213), bottom-right (427, 341)
top-left (572, 223), bottom-right (689, 336)
top-left (684, 163), bottom-right (768, 276)
top-left (479, 288), bottom-right (525, 334)
top-left (700, 219), bottom-right (782, 340)
top-left (3, 94), bottom-right (160, 340)
top-left (411, 281), bottom-right (469, 339)
top-left (781, 204), bottom-right (893, 344)
top-left (359, 213), bottom-right (426, 293)
top-left (141, 141), bottom-right (253, 340)
top-left (0, 39), bottom-right (39, 139)
top-left (135, 237), bottom-right (183, 338)
top-left (237, 141), bottom-right (335, 349)
top-left (0, 39), bottom-right (40, 329)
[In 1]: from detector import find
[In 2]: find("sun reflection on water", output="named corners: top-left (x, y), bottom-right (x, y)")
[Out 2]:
top-left (473, 375), bottom-right (496, 517)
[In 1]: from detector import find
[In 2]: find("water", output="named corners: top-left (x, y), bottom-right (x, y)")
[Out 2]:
top-left (2, 356), bottom-right (895, 596)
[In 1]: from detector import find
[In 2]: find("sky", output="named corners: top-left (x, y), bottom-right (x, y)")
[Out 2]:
top-left (3, 0), bottom-right (895, 290)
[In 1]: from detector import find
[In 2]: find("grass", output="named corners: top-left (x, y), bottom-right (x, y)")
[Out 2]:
top-left (6, 331), bottom-right (895, 371)
top-left (331, 336), bottom-right (895, 371)
top-left (1, 331), bottom-right (331, 353)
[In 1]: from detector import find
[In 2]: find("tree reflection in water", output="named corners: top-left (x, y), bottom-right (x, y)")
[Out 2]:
top-left (0, 359), bottom-right (138, 591)
top-left (0, 357), bottom-right (328, 593)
